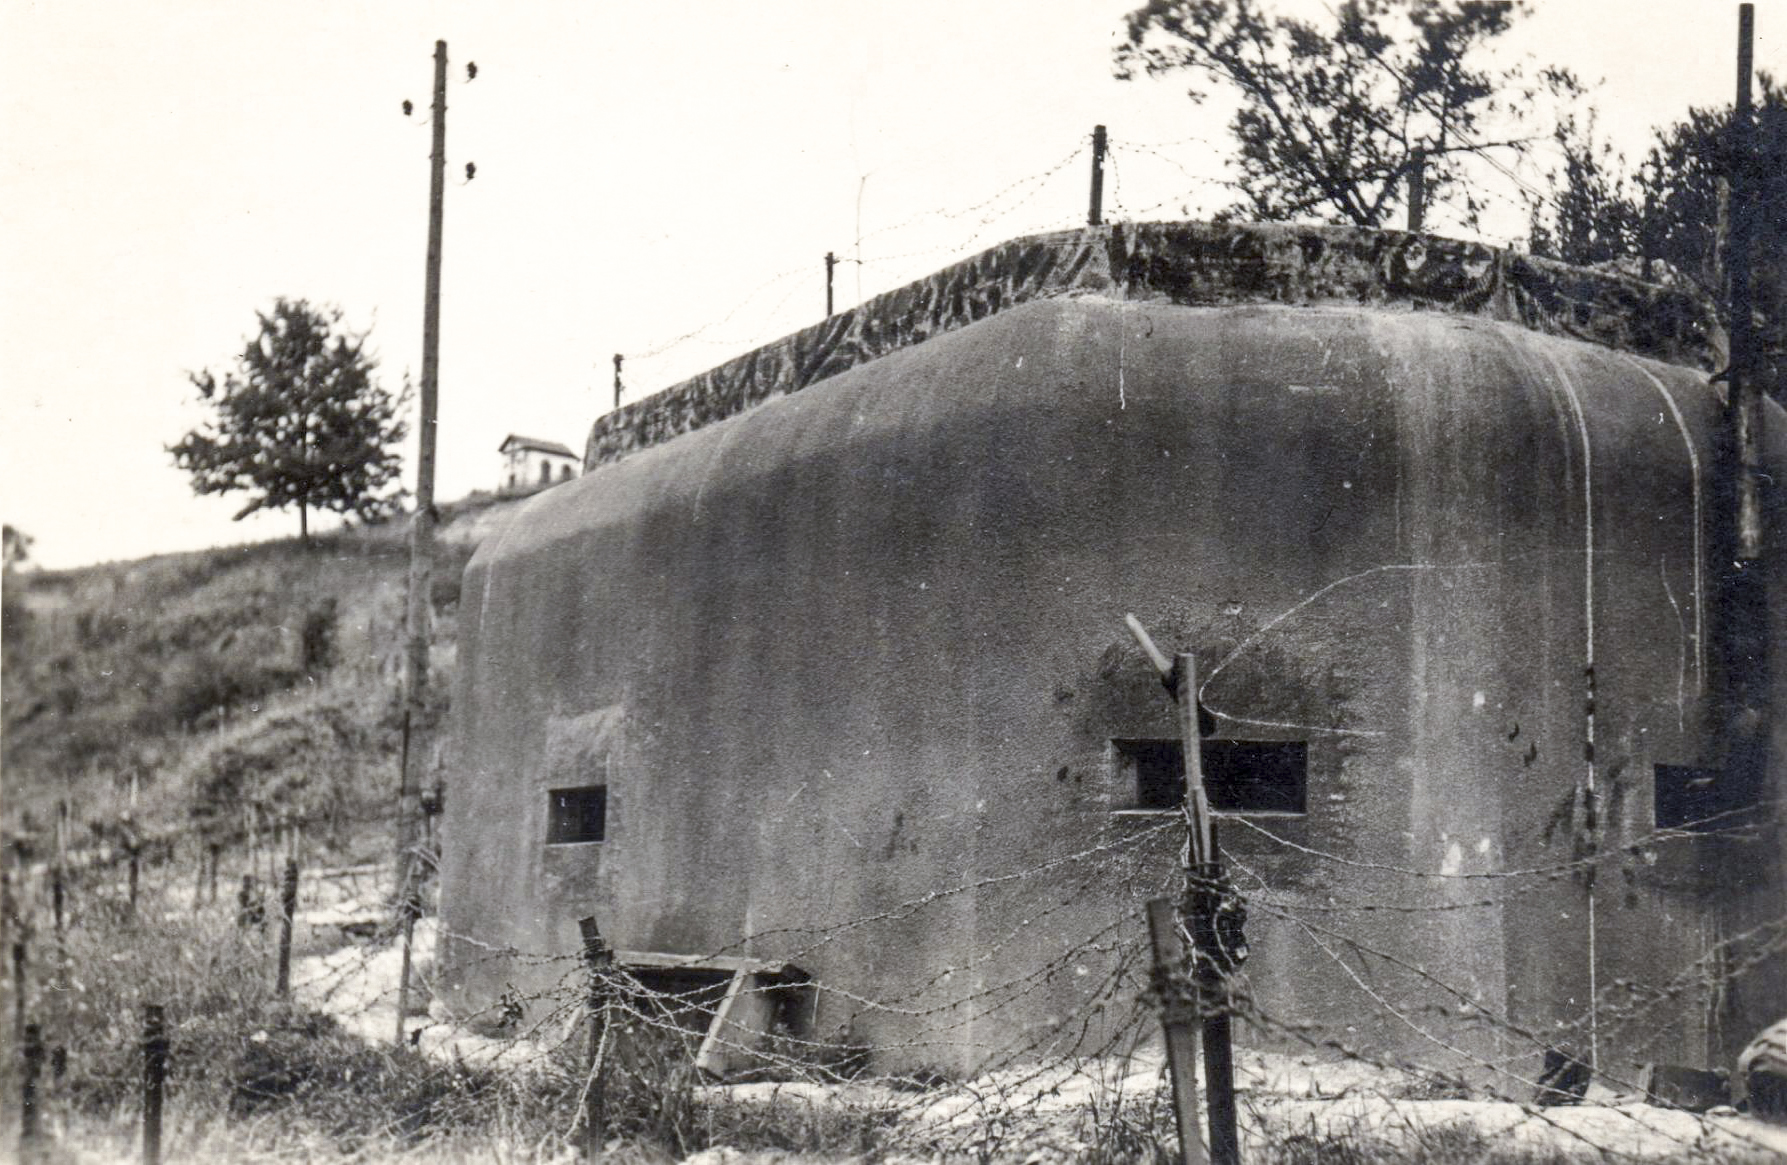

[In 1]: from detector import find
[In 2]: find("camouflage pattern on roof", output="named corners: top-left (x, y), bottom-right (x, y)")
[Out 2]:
top-left (586, 221), bottom-right (1720, 470)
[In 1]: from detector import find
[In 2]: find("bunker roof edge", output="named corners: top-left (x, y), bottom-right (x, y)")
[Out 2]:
top-left (585, 220), bottom-right (1722, 471)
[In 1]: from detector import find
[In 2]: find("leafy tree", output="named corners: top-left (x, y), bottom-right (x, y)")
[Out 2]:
top-left (171, 299), bottom-right (409, 544)
top-left (2, 524), bottom-right (31, 664)
top-left (1525, 103), bottom-right (1642, 267)
top-left (1530, 76), bottom-right (1786, 392)
top-left (1114, 0), bottom-right (1538, 231)
top-left (2, 524), bottom-right (30, 570)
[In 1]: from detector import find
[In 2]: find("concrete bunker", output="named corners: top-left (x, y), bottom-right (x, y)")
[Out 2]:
top-left (438, 222), bottom-right (1787, 1083)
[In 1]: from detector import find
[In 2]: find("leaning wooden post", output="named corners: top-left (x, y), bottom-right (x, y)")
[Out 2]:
top-left (275, 857), bottom-right (299, 997)
top-left (578, 915), bottom-right (614, 1161)
top-left (1126, 618), bottom-right (1245, 1165)
top-left (1147, 898), bottom-right (1208, 1165)
top-left (1174, 651), bottom-right (1241, 1165)
top-left (143, 1004), bottom-right (167, 1165)
top-left (20, 1020), bottom-right (43, 1153)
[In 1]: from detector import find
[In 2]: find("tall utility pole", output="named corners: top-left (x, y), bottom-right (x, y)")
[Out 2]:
top-left (1089, 125), bottom-right (1108, 227)
top-left (1723, 3), bottom-right (1769, 791)
top-left (396, 37), bottom-right (448, 1046)
top-left (825, 252), bottom-right (838, 318)
top-left (1714, 2), bottom-right (1775, 1066)
top-left (613, 354), bottom-right (624, 411)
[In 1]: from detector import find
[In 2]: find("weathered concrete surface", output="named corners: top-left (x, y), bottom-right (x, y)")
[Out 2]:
top-left (446, 291), bottom-right (1784, 1081)
top-left (585, 223), bottom-right (1721, 470)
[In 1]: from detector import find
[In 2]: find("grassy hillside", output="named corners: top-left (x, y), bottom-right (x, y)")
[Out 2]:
top-left (1, 492), bottom-right (525, 865)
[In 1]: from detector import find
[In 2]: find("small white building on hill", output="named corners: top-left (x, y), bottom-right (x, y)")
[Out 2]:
top-left (499, 435), bottom-right (579, 494)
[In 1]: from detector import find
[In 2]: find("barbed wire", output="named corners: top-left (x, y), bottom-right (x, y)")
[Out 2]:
top-left (7, 726), bottom-right (1784, 1165)
top-left (613, 140), bottom-right (1095, 398)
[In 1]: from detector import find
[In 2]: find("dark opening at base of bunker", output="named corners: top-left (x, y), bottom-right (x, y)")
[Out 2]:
top-left (436, 221), bottom-right (1787, 1085)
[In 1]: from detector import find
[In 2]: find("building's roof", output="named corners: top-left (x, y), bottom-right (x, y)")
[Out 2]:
top-left (499, 435), bottom-right (578, 458)
top-left (584, 220), bottom-right (1721, 472)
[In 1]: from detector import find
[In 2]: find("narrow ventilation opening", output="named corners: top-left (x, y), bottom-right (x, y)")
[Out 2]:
top-left (546, 785), bottom-right (607, 844)
top-left (1655, 764), bottom-right (1760, 833)
top-left (1114, 738), bottom-right (1307, 815)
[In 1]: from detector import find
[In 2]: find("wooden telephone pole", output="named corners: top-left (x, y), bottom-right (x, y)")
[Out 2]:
top-left (396, 37), bottom-right (448, 1047)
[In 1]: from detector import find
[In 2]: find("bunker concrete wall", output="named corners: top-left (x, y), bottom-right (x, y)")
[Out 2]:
top-left (441, 297), bottom-right (1787, 1078)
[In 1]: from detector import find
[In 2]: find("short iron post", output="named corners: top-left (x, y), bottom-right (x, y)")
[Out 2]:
top-left (1406, 147), bottom-right (1427, 232)
top-left (143, 1004), bottom-right (167, 1165)
top-left (1089, 125), bottom-right (1108, 226)
top-left (237, 873), bottom-right (263, 931)
top-left (10, 939), bottom-right (24, 1043)
top-left (578, 915), bottom-right (614, 1160)
top-left (20, 1021), bottom-right (43, 1152)
top-left (276, 857), bottom-right (299, 997)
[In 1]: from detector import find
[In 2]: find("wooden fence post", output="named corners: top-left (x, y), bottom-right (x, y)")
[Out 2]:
top-left (20, 1020), bottom-right (43, 1153)
top-left (275, 858), bottom-right (299, 997)
top-left (11, 938), bottom-right (25, 1043)
top-left (237, 874), bottom-right (263, 931)
top-left (53, 802), bottom-right (67, 936)
top-left (143, 1004), bottom-right (166, 1165)
top-left (578, 915), bottom-right (614, 1161)
top-left (1148, 898), bottom-right (1207, 1165)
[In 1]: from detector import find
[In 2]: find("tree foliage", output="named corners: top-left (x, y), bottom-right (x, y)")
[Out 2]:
top-left (1115, 0), bottom-right (1534, 230)
top-left (1525, 101), bottom-right (1642, 267)
top-left (1530, 76), bottom-right (1787, 391)
top-left (2, 524), bottom-right (30, 666)
top-left (171, 299), bottom-right (409, 543)
top-left (2, 524), bottom-right (31, 570)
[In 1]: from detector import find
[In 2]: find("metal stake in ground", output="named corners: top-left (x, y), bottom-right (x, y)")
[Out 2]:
top-left (125, 824), bottom-right (141, 920)
top-left (578, 915), bottom-right (614, 1161)
top-left (11, 939), bottom-right (25, 1042)
top-left (20, 1020), bottom-right (43, 1153)
top-left (143, 1004), bottom-right (167, 1165)
top-left (1088, 125), bottom-right (1107, 226)
top-left (275, 857), bottom-right (299, 997)
top-left (52, 804), bottom-right (67, 937)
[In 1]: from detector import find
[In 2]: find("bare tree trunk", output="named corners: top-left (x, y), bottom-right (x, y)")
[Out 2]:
top-left (299, 500), bottom-right (308, 546)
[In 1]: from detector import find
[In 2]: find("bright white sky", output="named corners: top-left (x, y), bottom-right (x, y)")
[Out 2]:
top-left (1, 1), bottom-right (1778, 569)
